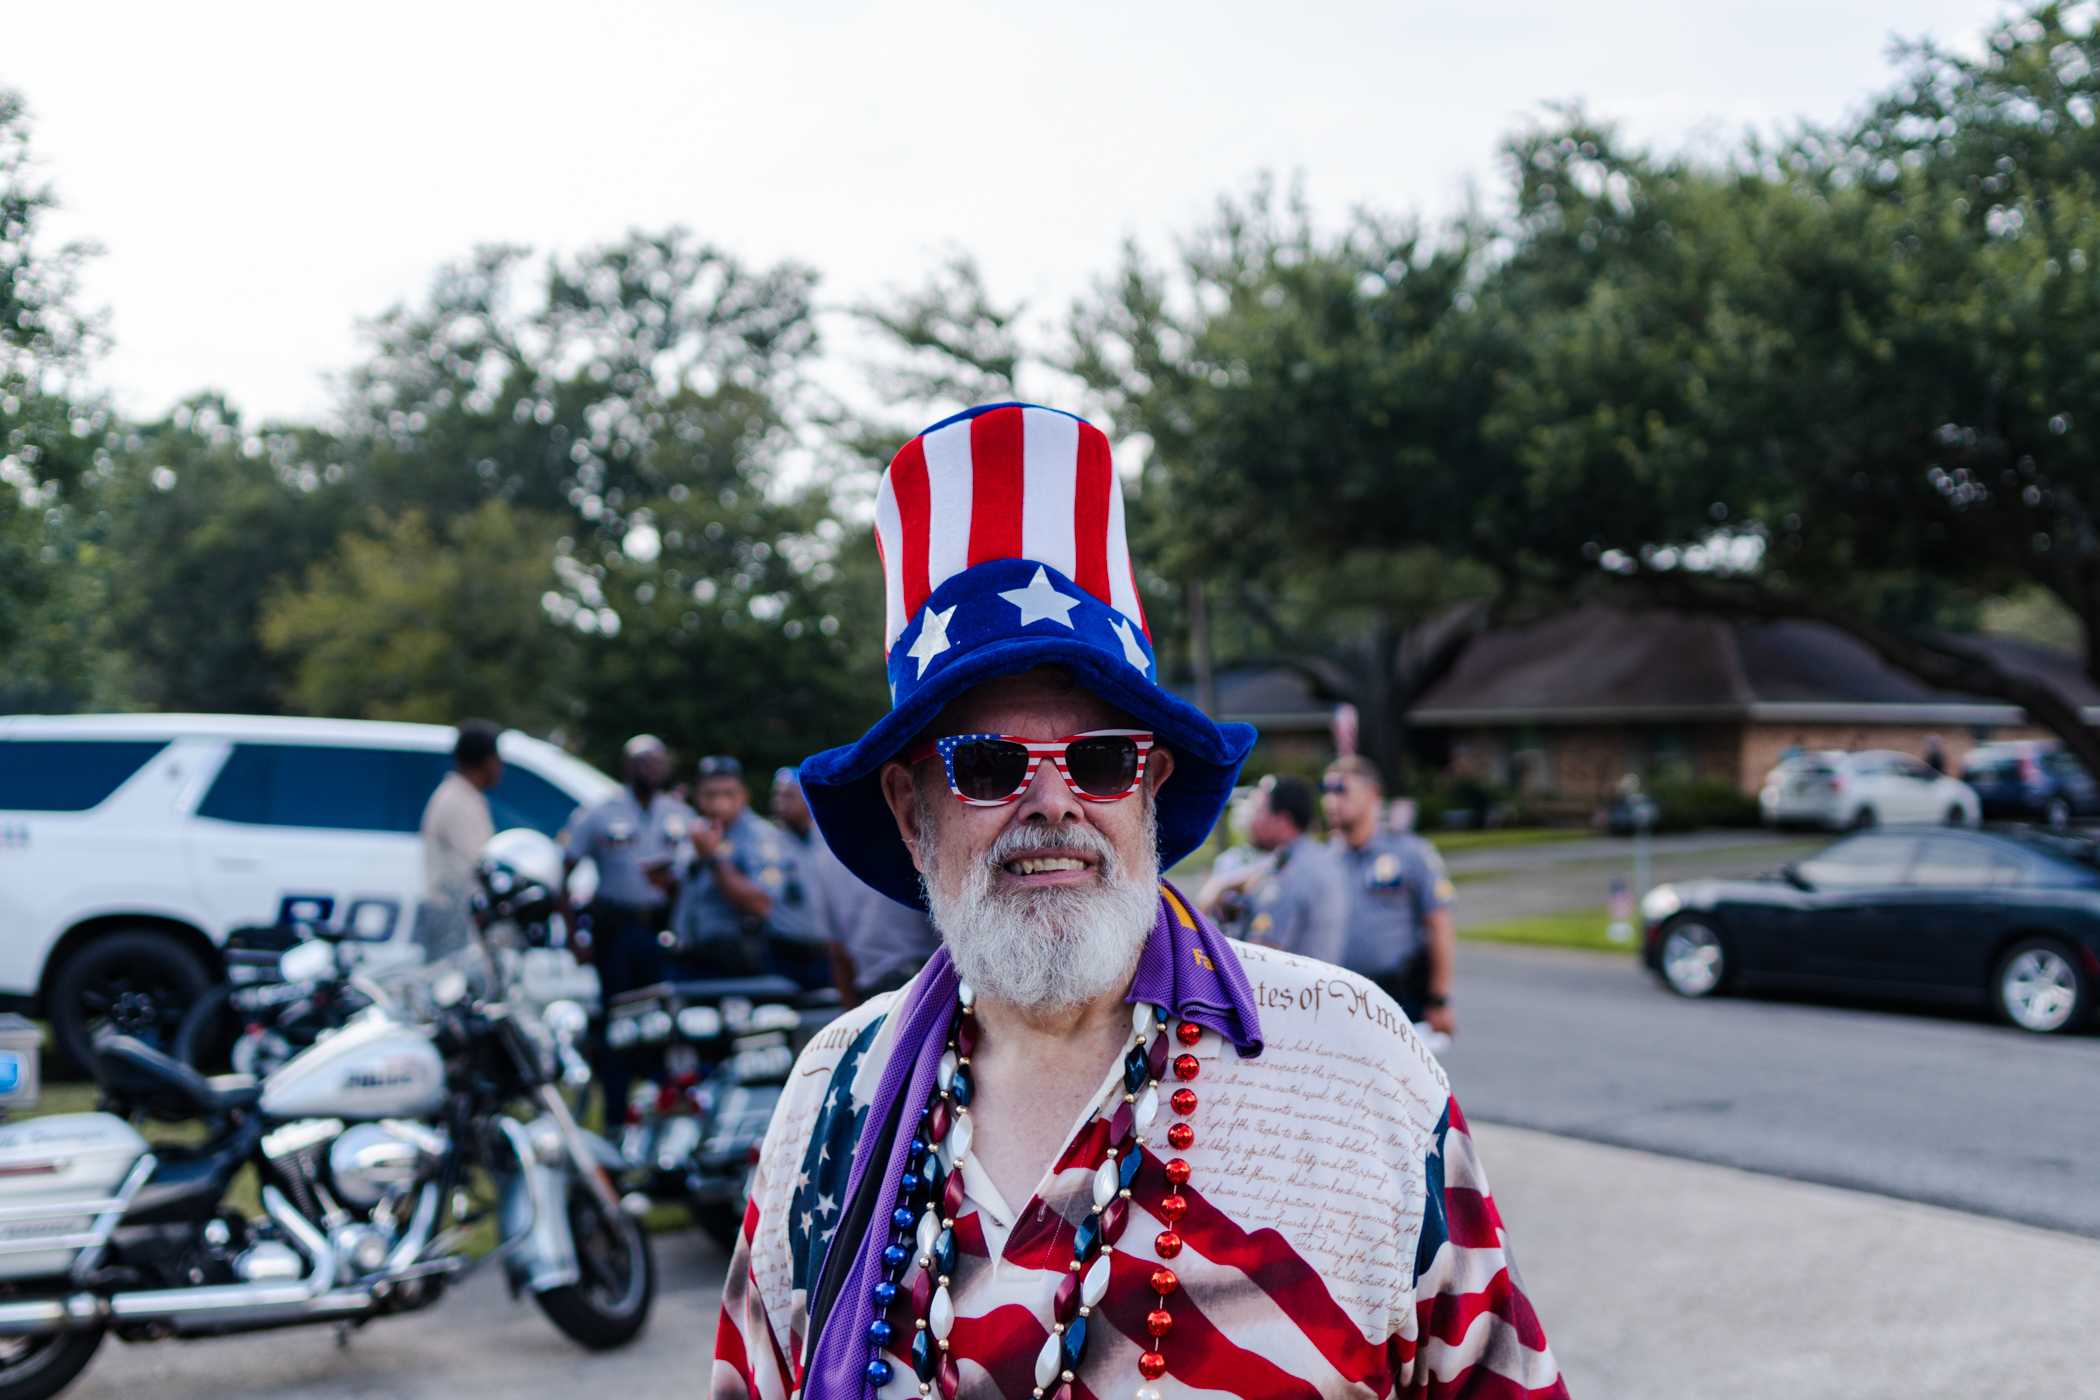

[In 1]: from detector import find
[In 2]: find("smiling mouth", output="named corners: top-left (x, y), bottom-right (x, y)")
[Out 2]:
top-left (1000, 855), bottom-right (1096, 877)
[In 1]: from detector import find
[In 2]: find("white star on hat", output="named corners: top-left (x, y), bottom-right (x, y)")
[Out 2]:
top-left (999, 566), bottom-right (1081, 628)
top-left (1110, 616), bottom-right (1150, 671)
top-left (907, 604), bottom-right (957, 677)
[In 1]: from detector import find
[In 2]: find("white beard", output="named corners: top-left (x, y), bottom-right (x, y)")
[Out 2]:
top-left (920, 795), bottom-right (1161, 1012)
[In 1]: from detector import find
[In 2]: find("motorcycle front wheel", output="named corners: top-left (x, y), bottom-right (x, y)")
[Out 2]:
top-left (0, 1327), bottom-right (103, 1400)
top-left (533, 1184), bottom-right (654, 1350)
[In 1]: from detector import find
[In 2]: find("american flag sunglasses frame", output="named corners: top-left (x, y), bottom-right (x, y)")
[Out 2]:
top-left (905, 729), bottom-right (1156, 806)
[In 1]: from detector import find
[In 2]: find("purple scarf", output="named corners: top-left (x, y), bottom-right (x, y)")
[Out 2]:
top-left (800, 881), bottom-right (1262, 1399)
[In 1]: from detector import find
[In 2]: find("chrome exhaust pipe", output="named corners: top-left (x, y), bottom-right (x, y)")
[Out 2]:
top-left (0, 1186), bottom-right (378, 1338)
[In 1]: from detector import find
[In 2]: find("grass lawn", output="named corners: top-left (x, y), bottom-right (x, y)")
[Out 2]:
top-left (1427, 828), bottom-right (1594, 856)
top-left (1461, 905), bottom-right (1642, 954)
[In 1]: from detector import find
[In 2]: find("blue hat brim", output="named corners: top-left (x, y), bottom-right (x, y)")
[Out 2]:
top-left (800, 634), bottom-right (1257, 908)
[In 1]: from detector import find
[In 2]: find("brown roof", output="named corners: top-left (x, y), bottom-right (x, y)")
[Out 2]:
top-left (1408, 605), bottom-right (2098, 725)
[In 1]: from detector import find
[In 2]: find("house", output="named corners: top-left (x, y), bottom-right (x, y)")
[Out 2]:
top-left (1406, 605), bottom-right (2097, 802)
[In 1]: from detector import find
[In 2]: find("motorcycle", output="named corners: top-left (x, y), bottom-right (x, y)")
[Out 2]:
top-left (172, 921), bottom-right (374, 1078)
top-left (605, 970), bottom-right (838, 1250)
top-left (0, 829), bottom-right (652, 1400)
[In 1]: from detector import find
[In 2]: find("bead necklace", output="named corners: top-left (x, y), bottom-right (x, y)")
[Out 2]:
top-left (857, 981), bottom-right (1205, 1399)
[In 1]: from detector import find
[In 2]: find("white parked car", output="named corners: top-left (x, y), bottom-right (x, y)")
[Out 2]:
top-left (0, 714), bottom-right (618, 1069)
top-left (1758, 749), bottom-right (1980, 832)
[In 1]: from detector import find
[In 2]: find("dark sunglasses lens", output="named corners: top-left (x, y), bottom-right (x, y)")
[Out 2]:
top-left (950, 739), bottom-right (1030, 801)
top-left (1065, 736), bottom-right (1140, 796)
top-left (1320, 780), bottom-right (1347, 795)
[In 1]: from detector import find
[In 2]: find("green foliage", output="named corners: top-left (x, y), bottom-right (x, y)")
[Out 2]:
top-left (0, 87), bottom-right (115, 704)
top-left (1642, 776), bottom-right (1762, 833)
top-left (95, 398), bottom-right (353, 713)
top-left (261, 500), bottom-right (577, 729)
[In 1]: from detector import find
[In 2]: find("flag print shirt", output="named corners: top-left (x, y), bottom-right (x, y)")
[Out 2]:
top-left (714, 932), bottom-right (1568, 1399)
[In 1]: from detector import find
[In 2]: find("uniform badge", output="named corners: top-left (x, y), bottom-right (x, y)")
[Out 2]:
top-left (1372, 852), bottom-right (1402, 884)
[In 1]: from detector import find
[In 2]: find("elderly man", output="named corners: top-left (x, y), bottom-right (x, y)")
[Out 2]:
top-left (713, 405), bottom-right (1565, 1400)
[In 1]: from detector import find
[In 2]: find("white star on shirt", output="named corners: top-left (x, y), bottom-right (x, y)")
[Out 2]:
top-left (825, 1088), bottom-right (841, 1115)
top-left (815, 1192), bottom-right (838, 1218)
top-left (795, 1170), bottom-right (810, 1191)
top-left (1109, 616), bottom-right (1150, 671)
top-left (999, 566), bottom-right (1082, 628)
top-left (906, 604), bottom-right (957, 677)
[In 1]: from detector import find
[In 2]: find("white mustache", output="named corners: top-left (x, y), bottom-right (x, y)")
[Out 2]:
top-left (980, 822), bottom-right (1117, 879)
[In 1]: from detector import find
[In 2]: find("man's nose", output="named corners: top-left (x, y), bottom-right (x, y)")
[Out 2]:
top-left (1011, 755), bottom-right (1087, 824)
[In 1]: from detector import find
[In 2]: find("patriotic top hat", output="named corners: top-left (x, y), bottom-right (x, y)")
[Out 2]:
top-left (800, 402), bottom-right (1258, 907)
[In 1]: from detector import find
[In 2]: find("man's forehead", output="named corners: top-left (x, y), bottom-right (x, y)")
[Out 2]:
top-left (935, 668), bottom-right (1133, 735)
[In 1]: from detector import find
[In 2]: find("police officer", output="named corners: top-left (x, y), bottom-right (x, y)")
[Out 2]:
top-left (564, 734), bottom-right (694, 1116)
top-left (775, 765), bottom-right (940, 1003)
top-left (1199, 775), bottom-right (1347, 963)
top-left (672, 756), bottom-right (823, 987)
top-left (1322, 755), bottom-right (1458, 1035)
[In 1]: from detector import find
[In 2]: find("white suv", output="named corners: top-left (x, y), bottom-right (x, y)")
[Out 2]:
top-left (1758, 748), bottom-right (1981, 831)
top-left (0, 714), bottom-right (618, 1069)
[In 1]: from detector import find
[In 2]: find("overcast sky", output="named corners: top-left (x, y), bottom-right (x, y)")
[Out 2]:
top-left (8, 0), bottom-right (2010, 425)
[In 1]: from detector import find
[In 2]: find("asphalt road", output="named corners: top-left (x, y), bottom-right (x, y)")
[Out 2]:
top-left (1442, 939), bottom-right (2100, 1237)
top-left (68, 1232), bottom-right (733, 1400)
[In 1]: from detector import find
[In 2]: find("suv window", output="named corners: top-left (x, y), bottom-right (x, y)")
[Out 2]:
top-left (0, 739), bottom-right (170, 812)
top-left (1800, 834), bottom-right (1920, 889)
top-left (197, 744), bottom-right (451, 834)
top-left (489, 765), bottom-right (583, 838)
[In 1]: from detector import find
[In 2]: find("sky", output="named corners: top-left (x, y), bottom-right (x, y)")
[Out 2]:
top-left (6, 0), bottom-right (2013, 426)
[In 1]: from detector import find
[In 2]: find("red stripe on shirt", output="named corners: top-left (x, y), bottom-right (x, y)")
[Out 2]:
top-left (967, 406), bottom-right (1025, 566)
top-left (891, 436), bottom-right (932, 619)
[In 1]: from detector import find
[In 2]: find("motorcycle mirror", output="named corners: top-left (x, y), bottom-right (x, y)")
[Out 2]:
top-left (279, 940), bottom-right (337, 983)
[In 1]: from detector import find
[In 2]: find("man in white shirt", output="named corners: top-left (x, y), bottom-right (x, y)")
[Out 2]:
top-left (416, 721), bottom-right (503, 957)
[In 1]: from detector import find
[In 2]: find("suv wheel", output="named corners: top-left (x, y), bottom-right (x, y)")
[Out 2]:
top-left (49, 930), bottom-right (213, 1074)
top-left (2046, 796), bottom-right (2072, 832)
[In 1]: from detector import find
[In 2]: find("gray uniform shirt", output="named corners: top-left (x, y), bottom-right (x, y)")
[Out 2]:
top-left (672, 809), bottom-right (805, 945)
top-left (803, 831), bottom-right (940, 991)
top-left (562, 788), bottom-right (694, 910)
top-left (1332, 828), bottom-right (1455, 976)
top-left (1236, 833), bottom-right (1348, 964)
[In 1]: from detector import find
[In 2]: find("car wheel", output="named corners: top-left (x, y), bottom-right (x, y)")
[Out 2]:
top-left (49, 930), bottom-right (214, 1075)
top-left (1992, 938), bottom-right (2090, 1034)
top-left (2046, 797), bottom-right (2071, 832)
top-left (1850, 805), bottom-right (1879, 830)
top-left (1657, 919), bottom-right (1729, 999)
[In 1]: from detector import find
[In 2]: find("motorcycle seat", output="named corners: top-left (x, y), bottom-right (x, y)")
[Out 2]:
top-left (611, 975), bottom-right (804, 1009)
top-left (93, 1034), bottom-right (263, 1119)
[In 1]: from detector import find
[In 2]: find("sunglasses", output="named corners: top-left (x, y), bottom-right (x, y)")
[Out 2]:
top-left (1319, 779), bottom-right (1350, 795)
top-left (906, 729), bottom-right (1156, 806)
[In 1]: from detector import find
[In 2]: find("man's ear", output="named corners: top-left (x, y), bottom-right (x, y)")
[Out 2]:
top-left (1147, 745), bottom-right (1176, 794)
top-left (879, 761), bottom-right (931, 874)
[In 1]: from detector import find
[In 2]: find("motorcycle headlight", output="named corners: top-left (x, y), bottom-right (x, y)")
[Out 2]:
top-left (1639, 885), bottom-right (1683, 923)
top-left (640, 1009), bottom-right (674, 1043)
top-left (607, 1016), bottom-right (640, 1049)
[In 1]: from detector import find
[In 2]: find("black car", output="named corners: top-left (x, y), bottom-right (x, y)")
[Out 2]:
top-left (1960, 740), bottom-right (2100, 829)
top-left (1640, 827), bottom-right (2100, 1033)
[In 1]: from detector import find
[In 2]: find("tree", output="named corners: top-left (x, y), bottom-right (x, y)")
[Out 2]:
top-left (330, 229), bottom-right (887, 771)
top-left (1479, 2), bottom-right (2100, 774)
top-left (93, 397), bottom-right (354, 713)
top-left (0, 88), bottom-right (115, 708)
top-left (1065, 182), bottom-right (1511, 777)
top-left (261, 500), bottom-right (579, 729)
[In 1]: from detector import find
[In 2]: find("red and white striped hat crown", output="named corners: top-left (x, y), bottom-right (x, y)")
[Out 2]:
top-left (874, 403), bottom-right (1149, 654)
